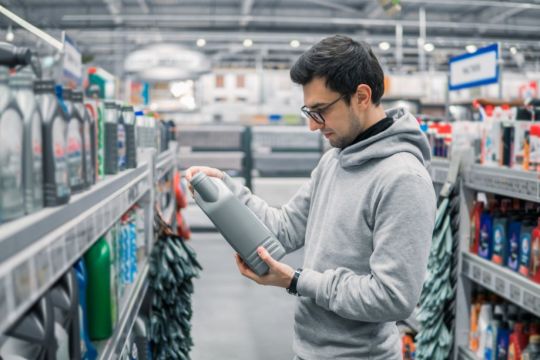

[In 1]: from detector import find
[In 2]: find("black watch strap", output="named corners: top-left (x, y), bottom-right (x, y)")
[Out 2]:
top-left (287, 268), bottom-right (303, 296)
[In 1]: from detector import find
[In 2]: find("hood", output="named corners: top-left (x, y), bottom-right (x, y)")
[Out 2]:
top-left (338, 107), bottom-right (432, 169)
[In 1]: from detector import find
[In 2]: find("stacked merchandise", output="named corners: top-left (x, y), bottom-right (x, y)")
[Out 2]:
top-left (0, 41), bottom-right (165, 227)
top-left (401, 331), bottom-right (417, 360)
top-left (0, 206), bottom-right (148, 359)
top-left (420, 119), bottom-right (452, 158)
top-left (149, 214), bottom-right (202, 360)
top-left (468, 290), bottom-right (540, 360)
top-left (476, 100), bottom-right (540, 171)
top-left (470, 196), bottom-right (540, 283)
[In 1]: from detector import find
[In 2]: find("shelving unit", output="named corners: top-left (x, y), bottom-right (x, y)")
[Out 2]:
top-left (0, 161), bottom-right (152, 335)
top-left (462, 252), bottom-right (540, 317)
top-left (431, 157), bottom-right (450, 185)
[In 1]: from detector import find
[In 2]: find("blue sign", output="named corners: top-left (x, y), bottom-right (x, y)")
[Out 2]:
top-left (449, 43), bottom-right (499, 91)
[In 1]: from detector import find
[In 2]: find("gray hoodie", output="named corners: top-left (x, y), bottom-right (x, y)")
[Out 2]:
top-left (223, 108), bottom-right (437, 360)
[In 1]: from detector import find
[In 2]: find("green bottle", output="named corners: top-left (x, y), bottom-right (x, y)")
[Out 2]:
top-left (84, 236), bottom-right (115, 340)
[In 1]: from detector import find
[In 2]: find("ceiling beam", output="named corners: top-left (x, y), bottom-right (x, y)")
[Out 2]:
top-left (301, 0), bottom-right (361, 13)
top-left (402, 0), bottom-right (540, 11)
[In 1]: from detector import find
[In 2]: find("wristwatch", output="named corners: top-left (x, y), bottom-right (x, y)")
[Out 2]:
top-left (286, 268), bottom-right (303, 296)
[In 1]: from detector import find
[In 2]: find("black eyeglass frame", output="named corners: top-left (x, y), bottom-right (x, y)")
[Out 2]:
top-left (301, 94), bottom-right (347, 124)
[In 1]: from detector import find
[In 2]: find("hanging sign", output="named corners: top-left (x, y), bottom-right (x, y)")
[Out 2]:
top-left (449, 43), bottom-right (499, 91)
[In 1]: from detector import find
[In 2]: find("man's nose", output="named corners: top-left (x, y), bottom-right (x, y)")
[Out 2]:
top-left (308, 118), bottom-right (324, 132)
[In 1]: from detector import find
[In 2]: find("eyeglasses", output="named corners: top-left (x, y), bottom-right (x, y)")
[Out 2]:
top-left (301, 94), bottom-right (346, 125)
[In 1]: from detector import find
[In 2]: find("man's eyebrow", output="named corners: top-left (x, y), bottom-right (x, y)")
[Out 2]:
top-left (306, 101), bottom-right (328, 109)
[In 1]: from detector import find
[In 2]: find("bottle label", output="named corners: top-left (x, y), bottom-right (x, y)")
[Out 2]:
top-left (520, 233), bottom-right (532, 276)
top-left (0, 108), bottom-right (24, 216)
top-left (52, 116), bottom-right (70, 198)
top-left (118, 123), bottom-right (126, 170)
top-left (32, 112), bottom-right (43, 204)
top-left (67, 119), bottom-right (83, 188)
top-left (84, 121), bottom-right (93, 183)
top-left (492, 223), bottom-right (506, 264)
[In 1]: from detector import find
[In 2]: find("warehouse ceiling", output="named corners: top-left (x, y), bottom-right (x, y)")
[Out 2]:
top-left (1, 0), bottom-right (540, 75)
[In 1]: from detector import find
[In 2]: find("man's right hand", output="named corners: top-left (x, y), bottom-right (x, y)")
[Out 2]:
top-left (184, 166), bottom-right (225, 195)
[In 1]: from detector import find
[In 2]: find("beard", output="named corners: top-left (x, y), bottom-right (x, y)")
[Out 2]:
top-left (327, 112), bottom-right (363, 149)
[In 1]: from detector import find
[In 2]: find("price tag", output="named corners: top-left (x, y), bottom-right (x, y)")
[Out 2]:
top-left (510, 284), bottom-right (521, 303)
top-left (50, 237), bottom-right (66, 274)
top-left (472, 265), bottom-right (481, 281)
top-left (523, 292), bottom-right (536, 313)
top-left (0, 276), bottom-right (8, 323)
top-left (65, 228), bottom-right (77, 261)
top-left (495, 277), bottom-right (505, 294)
top-left (34, 249), bottom-right (52, 289)
top-left (528, 180), bottom-right (538, 197)
top-left (482, 270), bottom-right (493, 287)
top-left (85, 217), bottom-right (94, 245)
top-left (12, 260), bottom-right (32, 306)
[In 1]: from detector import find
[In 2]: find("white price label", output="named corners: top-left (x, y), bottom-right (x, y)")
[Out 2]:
top-left (510, 284), bottom-right (521, 303)
top-left (65, 228), bottom-right (78, 261)
top-left (35, 249), bottom-right (52, 289)
top-left (12, 260), bottom-right (32, 306)
top-left (50, 237), bottom-right (67, 274)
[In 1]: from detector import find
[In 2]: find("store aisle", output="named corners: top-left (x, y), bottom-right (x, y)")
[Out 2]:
top-left (190, 232), bottom-right (304, 360)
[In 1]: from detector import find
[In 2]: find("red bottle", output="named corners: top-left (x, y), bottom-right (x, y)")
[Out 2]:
top-left (508, 322), bottom-right (528, 360)
top-left (470, 201), bottom-right (485, 254)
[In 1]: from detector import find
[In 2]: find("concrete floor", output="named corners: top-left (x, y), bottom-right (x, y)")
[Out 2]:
top-left (189, 232), bottom-right (304, 360)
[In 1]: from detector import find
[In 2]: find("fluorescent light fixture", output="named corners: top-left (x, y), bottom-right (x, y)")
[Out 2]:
top-left (378, 41), bottom-right (390, 51)
top-left (466, 45), bottom-right (477, 53)
top-left (423, 43), bottom-right (435, 52)
top-left (243, 38), bottom-right (253, 47)
top-left (196, 38), bottom-right (206, 47)
top-left (510, 46), bottom-right (518, 55)
top-left (5, 25), bottom-right (13, 42)
top-left (290, 39), bottom-right (300, 48)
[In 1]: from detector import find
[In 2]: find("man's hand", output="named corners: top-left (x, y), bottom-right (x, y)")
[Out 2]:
top-left (184, 166), bottom-right (225, 195)
top-left (235, 247), bottom-right (295, 289)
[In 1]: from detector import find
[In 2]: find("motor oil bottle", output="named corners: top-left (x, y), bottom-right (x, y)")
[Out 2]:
top-left (63, 88), bottom-right (85, 193)
top-left (470, 200), bottom-right (484, 254)
top-left (72, 91), bottom-right (92, 189)
top-left (519, 217), bottom-right (535, 276)
top-left (531, 219), bottom-right (540, 284)
top-left (116, 103), bottom-right (127, 172)
top-left (0, 64), bottom-right (25, 222)
top-left (507, 214), bottom-right (522, 272)
top-left (11, 66), bottom-right (43, 215)
top-left (479, 202), bottom-right (495, 259)
top-left (191, 172), bottom-right (286, 276)
top-left (104, 101), bottom-right (118, 175)
top-left (492, 199), bottom-right (510, 265)
top-left (85, 87), bottom-right (100, 183)
top-left (121, 105), bottom-right (137, 169)
top-left (35, 80), bottom-right (70, 206)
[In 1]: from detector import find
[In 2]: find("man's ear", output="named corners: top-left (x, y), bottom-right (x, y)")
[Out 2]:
top-left (354, 84), bottom-right (372, 109)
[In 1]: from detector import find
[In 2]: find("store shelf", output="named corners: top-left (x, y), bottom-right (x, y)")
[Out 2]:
top-left (461, 252), bottom-right (540, 317)
top-left (464, 164), bottom-right (540, 202)
top-left (430, 157), bottom-right (450, 184)
top-left (156, 149), bottom-right (174, 181)
top-left (97, 263), bottom-right (149, 360)
top-left (458, 346), bottom-right (481, 360)
top-left (0, 164), bottom-right (151, 335)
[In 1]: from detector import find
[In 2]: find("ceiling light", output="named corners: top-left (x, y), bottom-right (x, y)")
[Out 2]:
top-left (243, 39), bottom-right (253, 48)
top-left (5, 25), bottom-right (14, 42)
top-left (196, 38), bottom-right (206, 47)
top-left (510, 46), bottom-right (518, 55)
top-left (466, 45), bottom-right (477, 53)
top-left (423, 43), bottom-right (435, 52)
top-left (378, 41), bottom-right (390, 51)
top-left (290, 40), bottom-right (300, 48)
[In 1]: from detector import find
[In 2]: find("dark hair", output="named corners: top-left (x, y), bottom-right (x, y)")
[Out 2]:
top-left (290, 35), bottom-right (384, 106)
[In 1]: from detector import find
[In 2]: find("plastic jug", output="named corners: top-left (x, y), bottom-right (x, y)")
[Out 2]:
top-left (11, 67), bottom-right (43, 215)
top-left (191, 172), bottom-right (286, 276)
top-left (72, 91), bottom-right (93, 189)
top-left (104, 101), bottom-right (118, 175)
top-left (0, 66), bottom-right (25, 222)
top-left (63, 88), bottom-right (85, 193)
top-left (121, 105), bottom-right (137, 169)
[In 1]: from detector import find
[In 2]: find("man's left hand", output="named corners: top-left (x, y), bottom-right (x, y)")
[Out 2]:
top-left (235, 247), bottom-right (295, 288)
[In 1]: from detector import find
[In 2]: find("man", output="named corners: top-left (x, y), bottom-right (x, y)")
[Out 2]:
top-left (186, 35), bottom-right (436, 360)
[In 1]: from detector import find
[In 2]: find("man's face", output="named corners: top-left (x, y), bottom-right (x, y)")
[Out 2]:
top-left (302, 77), bottom-right (363, 149)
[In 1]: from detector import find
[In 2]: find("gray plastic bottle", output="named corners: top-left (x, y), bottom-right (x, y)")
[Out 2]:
top-left (11, 67), bottom-right (44, 214)
top-left (104, 101), bottom-right (118, 175)
top-left (72, 91), bottom-right (93, 189)
top-left (121, 105), bottom-right (137, 169)
top-left (0, 66), bottom-right (25, 222)
top-left (191, 172), bottom-right (286, 276)
top-left (35, 80), bottom-right (70, 206)
top-left (63, 89), bottom-right (85, 193)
